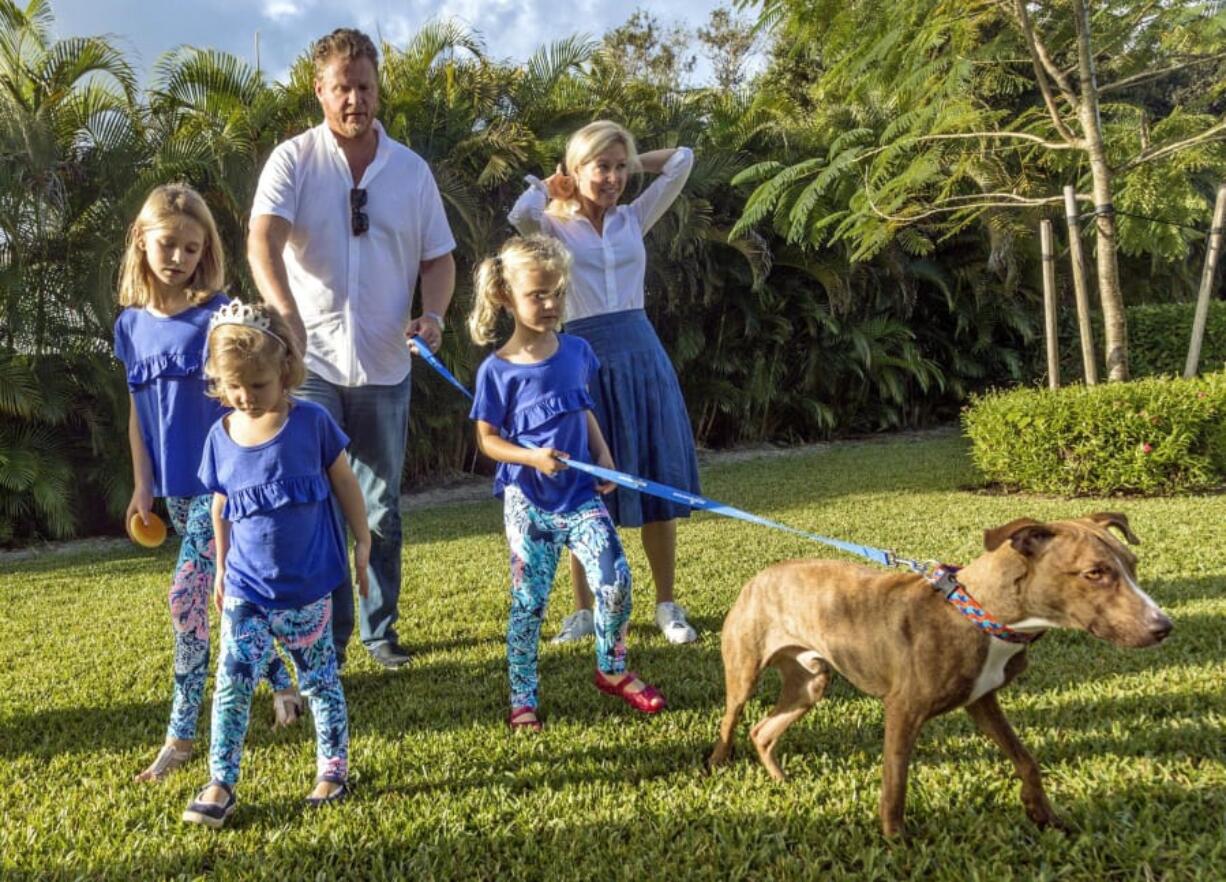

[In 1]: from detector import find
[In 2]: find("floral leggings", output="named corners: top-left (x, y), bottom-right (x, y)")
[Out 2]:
top-left (164, 495), bottom-right (292, 742)
top-left (211, 595), bottom-right (349, 786)
top-left (503, 486), bottom-right (632, 709)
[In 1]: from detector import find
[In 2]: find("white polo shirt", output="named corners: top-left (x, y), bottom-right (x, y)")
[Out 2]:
top-left (252, 120), bottom-right (456, 387)
top-left (508, 147), bottom-right (693, 322)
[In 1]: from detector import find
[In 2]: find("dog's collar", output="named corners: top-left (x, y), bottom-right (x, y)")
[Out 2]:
top-left (925, 564), bottom-right (1041, 645)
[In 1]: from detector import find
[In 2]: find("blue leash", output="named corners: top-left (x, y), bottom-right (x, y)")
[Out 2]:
top-left (411, 337), bottom-right (1043, 643)
top-left (411, 337), bottom-right (921, 572)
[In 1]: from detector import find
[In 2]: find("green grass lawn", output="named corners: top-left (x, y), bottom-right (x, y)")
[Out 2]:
top-left (2, 431), bottom-right (1223, 880)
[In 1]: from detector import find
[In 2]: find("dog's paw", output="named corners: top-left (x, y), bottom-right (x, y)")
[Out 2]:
top-left (880, 820), bottom-right (907, 840)
top-left (704, 746), bottom-right (733, 772)
top-left (1028, 805), bottom-right (1070, 833)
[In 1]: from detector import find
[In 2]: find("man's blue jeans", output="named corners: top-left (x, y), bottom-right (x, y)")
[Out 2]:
top-left (298, 371), bottom-right (411, 660)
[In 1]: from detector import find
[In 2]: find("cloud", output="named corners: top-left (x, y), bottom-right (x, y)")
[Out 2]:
top-left (262, 0), bottom-right (304, 21)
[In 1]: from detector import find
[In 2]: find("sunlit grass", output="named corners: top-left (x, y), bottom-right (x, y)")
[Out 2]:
top-left (1, 433), bottom-right (1222, 880)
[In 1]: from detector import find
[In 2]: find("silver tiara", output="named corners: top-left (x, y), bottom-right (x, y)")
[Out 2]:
top-left (209, 300), bottom-right (288, 347)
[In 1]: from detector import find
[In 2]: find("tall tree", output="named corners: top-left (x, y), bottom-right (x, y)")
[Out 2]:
top-left (697, 5), bottom-right (761, 92)
top-left (737, 0), bottom-right (1226, 380)
top-left (600, 8), bottom-right (696, 90)
top-left (0, 0), bottom-right (139, 537)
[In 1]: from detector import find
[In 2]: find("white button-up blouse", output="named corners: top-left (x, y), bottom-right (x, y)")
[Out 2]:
top-left (507, 147), bottom-right (694, 322)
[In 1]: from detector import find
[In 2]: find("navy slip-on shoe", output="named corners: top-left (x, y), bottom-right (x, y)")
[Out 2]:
top-left (305, 774), bottom-right (349, 808)
top-left (182, 781), bottom-right (235, 828)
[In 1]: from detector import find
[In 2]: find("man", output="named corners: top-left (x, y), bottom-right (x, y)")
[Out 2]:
top-left (249, 28), bottom-right (456, 669)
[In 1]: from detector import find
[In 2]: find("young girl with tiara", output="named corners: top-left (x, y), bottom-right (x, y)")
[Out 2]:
top-left (181, 302), bottom-right (369, 827)
top-left (114, 184), bottom-right (301, 784)
top-left (467, 235), bottom-right (666, 732)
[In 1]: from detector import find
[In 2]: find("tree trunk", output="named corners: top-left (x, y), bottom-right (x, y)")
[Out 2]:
top-left (1073, 0), bottom-right (1129, 381)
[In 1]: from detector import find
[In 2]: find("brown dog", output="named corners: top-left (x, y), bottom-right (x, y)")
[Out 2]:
top-left (707, 512), bottom-right (1173, 836)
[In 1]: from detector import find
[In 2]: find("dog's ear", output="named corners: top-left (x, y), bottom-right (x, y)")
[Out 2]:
top-left (1086, 511), bottom-right (1141, 545)
top-left (984, 518), bottom-right (1055, 556)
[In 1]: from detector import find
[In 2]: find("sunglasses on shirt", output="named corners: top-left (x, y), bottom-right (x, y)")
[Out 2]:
top-left (350, 188), bottom-right (369, 236)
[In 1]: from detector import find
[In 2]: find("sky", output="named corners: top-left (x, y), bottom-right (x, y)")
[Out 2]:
top-left (51, 0), bottom-right (741, 85)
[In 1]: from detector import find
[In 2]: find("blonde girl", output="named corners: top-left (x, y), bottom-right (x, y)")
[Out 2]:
top-left (468, 234), bottom-right (666, 733)
top-left (508, 120), bottom-right (701, 646)
top-left (113, 184), bottom-right (300, 784)
top-left (182, 302), bottom-right (369, 827)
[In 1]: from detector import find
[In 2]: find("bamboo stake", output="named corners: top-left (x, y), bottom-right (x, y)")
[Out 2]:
top-left (1184, 182), bottom-right (1226, 378)
top-left (1041, 219), bottom-right (1059, 389)
top-left (1064, 185), bottom-right (1098, 385)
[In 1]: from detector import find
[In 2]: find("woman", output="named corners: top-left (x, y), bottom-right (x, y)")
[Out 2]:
top-left (508, 120), bottom-right (700, 645)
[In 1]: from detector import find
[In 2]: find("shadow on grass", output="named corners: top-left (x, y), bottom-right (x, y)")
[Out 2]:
top-left (1, 602), bottom-right (1217, 769)
top-left (0, 550), bottom-right (173, 579)
top-left (368, 736), bottom-right (689, 801)
top-left (34, 772), bottom-right (1226, 882)
top-left (1144, 575), bottom-right (1226, 605)
top-left (407, 498), bottom-right (505, 545)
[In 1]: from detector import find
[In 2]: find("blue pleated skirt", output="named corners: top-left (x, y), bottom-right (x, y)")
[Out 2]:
top-left (565, 309), bottom-right (700, 527)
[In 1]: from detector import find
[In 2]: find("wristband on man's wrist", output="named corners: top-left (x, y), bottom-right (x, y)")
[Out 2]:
top-left (423, 311), bottom-right (446, 331)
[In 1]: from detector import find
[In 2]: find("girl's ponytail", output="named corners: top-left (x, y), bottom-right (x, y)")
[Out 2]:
top-left (468, 256), bottom-right (507, 346)
top-left (468, 235), bottom-right (573, 346)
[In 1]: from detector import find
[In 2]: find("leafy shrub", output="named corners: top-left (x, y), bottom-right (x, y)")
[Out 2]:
top-left (1059, 301), bottom-right (1226, 382)
top-left (0, 353), bottom-right (131, 545)
top-left (1126, 302), bottom-right (1226, 378)
top-left (963, 372), bottom-right (1226, 496)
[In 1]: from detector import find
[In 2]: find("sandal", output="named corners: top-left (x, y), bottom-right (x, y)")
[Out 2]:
top-left (135, 743), bottom-right (192, 782)
top-left (305, 773), bottom-right (349, 807)
top-left (507, 706), bottom-right (543, 732)
top-left (272, 690), bottom-right (304, 729)
top-left (182, 781), bottom-right (236, 828)
top-left (594, 670), bottom-right (667, 714)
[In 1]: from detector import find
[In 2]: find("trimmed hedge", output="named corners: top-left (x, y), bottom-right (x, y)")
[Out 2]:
top-left (1061, 301), bottom-right (1226, 381)
top-left (963, 372), bottom-right (1226, 496)
top-left (1127, 301), bottom-right (1226, 377)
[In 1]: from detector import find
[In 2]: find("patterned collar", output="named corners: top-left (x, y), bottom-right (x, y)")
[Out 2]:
top-left (924, 564), bottom-right (1042, 645)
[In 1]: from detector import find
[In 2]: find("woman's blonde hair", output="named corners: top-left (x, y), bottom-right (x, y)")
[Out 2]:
top-left (204, 306), bottom-right (306, 406)
top-left (467, 235), bottom-right (572, 345)
top-left (546, 120), bottom-right (640, 219)
top-left (117, 183), bottom-right (226, 307)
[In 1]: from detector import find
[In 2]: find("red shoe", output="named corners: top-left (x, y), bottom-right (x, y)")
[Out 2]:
top-left (507, 706), bottom-right (542, 732)
top-left (593, 670), bottom-right (667, 714)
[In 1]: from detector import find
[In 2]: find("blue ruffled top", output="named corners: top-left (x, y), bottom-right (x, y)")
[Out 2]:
top-left (113, 293), bottom-right (229, 498)
top-left (198, 399), bottom-right (350, 609)
top-left (469, 333), bottom-right (601, 513)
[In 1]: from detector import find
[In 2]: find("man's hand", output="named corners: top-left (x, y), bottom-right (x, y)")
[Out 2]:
top-left (406, 314), bottom-right (442, 353)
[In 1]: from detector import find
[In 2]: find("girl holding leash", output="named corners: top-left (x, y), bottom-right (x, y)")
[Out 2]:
top-left (181, 303), bottom-right (368, 827)
top-left (509, 120), bottom-right (701, 646)
top-left (467, 235), bottom-right (666, 732)
top-left (114, 184), bottom-right (301, 784)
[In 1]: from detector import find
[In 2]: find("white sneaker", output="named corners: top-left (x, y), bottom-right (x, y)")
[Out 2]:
top-left (272, 690), bottom-right (304, 729)
top-left (551, 608), bottom-right (595, 643)
top-left (655, 602), bottom-right (698, 644)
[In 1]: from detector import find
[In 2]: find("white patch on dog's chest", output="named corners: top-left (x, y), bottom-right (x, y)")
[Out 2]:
top-left (795, 650), bottom-right (825, 673)
top-left (964, 639), bottom-right (1026, 706)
